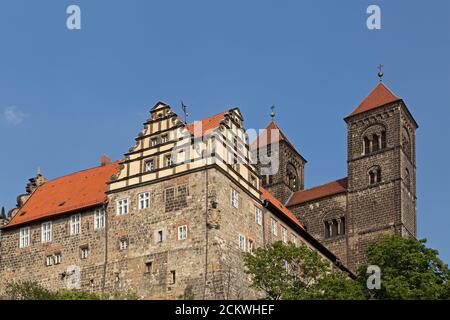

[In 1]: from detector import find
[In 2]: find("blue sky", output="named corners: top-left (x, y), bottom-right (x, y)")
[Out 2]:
top-left (0, 0), bottom-right (449, 262)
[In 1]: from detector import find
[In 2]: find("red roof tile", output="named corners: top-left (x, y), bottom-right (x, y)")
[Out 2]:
top-left (5, 162), bottom-right (120, 228)
top-left (260, 187), bottom-right (304, 229)
top-left (250, 121), bottom-right (288, 149)
top-left (348, 82), bottom-right (401, 117)
top-left (287, 178), bottom-right (348, 207)
top-left (186, 111), bottom-right (226, 137)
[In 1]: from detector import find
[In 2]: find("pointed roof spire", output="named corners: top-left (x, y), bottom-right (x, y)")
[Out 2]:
top-left (347, 82), bottom-right (401, 118)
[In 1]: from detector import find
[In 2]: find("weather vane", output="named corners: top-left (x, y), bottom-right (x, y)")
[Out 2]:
top-left (181, 101), bottom-right (189, 124)
top-left (270, 105), bottom-right (276, 120)
top-left (377, 64), bottom-right (384, 82)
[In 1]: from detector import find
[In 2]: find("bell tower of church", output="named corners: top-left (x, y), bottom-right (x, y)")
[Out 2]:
top-left (345, 80), bottom-right (418, 269)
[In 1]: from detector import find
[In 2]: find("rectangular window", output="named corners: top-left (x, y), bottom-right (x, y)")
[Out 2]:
top-left (255, 207), bottom-right (262, 226)
top-left (116, 199), bottom-right (129, 215)
top-left (248, 239), bottom-right (254, 254)
top-left (291, 234), bottom-right (297, 246)
top-left (54, 253), bottom-right (62, 265)
top-left (161, 135), bottom-right (169, 144)
top-left (170, 270), bottom-right (176, 284)
top-left (145, 159), bottom-right (154, 172)
top-left (281, 226), bottom-right (288, 243)
top-left (165, 154), bottom-right (173, 167)
top-left (239, 234), bottom-right (246, 251)
top-left (145, 261), bottom-right (153, 273)
top-left (178, 225), bottom-right (188, 240)
top-left (45, 255), bottom-right (53, 267)
top-left (138, 192), bottom-right (150, 210)
top-left (94, 209), bottom-right (105, 229)
top-left (157, 230), bottom-right (164, 243)
top-left (70, 214), bottom-right (81, 235)
top-left (119, 238), bottom-right (129, 251)
top-left (41, 222), bottom-right (52, 243)
top-left (231, 188), bottom-right (239, 208)
top-left (151, 137), bottom-right (158, 147)
top-left (19, 227), bottom-right (30, 248)
top-left (80, 247), bottom-right (89, 260)
top-left (271, 219), bottom-right (278, 236)
top-left (250, 175), bottom-right (257, 188)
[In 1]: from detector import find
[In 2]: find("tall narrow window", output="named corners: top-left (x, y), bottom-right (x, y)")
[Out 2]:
top-left (165, 154), bottom-right (173, 167)
top-left (404, 168), bottom-right (411, 189)
top-left (364, 137), bottom-right (370, 154)
top-left (381, 131), bottom-right (387, 149)
top-left (248, 239), bottom-right (254, 254)
top-left (231, 188), bottom-right (239, 208)
top-left (94, 208), bottom-right (105, 229)
top-left (255, 207), bottom-right (262, 226)
top-left (281, 226), bottom-right (288, 243)
top-left (239, 234), bottom-right (246, 251)
top-left (170, 271), bottom-right (176, 284)
top-left (116, 199), bottom-right (129, 215)
top-left (291, 234), bottom-right (298, 246)
top-left (119, 238), bottom-right (129, 251)
top-left (70, 214), bottom-right (81, 235)
top-left (324, 221), bottom-right (331, 239)
top-left (45, 255), bottom-right (53, 267)
top-left (271, 219), bottom-right (278, 236)
top-left (138, 192), bottom-right (150, 210)
top-left (41, 222), bottom-right (52, 243)
top-left (376, 167), bottom-right (382, 183)
top-left (80, 246), bottom-right (89, 259)
top-left (19, 227), bottom-right (30, 248)
top-left (372, 134), bottom-right (380, 152)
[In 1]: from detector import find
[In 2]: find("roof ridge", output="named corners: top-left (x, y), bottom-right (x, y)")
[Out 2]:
top-left (41, 160), bottom-right (120, 184)
top-left (300, 177), bottom-right (348, 193)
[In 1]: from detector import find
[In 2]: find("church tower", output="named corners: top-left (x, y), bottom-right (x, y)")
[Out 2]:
top-left (345, 81), bottom-right (418, 269)
top-left (251, 118), bottom-right (307, 205)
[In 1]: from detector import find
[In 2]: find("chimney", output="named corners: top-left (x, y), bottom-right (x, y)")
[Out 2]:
top-left (100, 155), bottom-right (111, 166)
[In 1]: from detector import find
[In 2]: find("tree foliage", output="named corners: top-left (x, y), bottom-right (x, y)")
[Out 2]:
top-left (0, 280), bottom-right (138, 300)
top-left (358, 235), bottom-right (450, 300)
top-left (243, 241), bottom-right (364, 300)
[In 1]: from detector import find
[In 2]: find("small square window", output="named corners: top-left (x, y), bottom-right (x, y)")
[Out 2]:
top-left (145, 159), bottom-right (155, 172)
top-left (157, 230), bottom-right (164, 243)
top-left (145, 261), bottom-right (153, 274)
top-left (119, 238), bottom-right (129, 251)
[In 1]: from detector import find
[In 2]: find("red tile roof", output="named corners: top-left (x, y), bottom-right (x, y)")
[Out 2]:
top-left (287, 178), bottom-right (348, 207)
top-left (186, 111), bottom-right (226, 137)
top-left (348, 82), bottom-right (401, 117)
top-left (260, 187), bottom-right (304, 229)
top-left (5, 162), bottom-right (120, 228)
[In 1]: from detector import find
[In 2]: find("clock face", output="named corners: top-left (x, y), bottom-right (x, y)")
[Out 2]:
top-left (65, 265), bottom-right (81, 290)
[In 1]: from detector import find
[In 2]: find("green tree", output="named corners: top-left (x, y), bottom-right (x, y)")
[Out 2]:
top-left (243, 241), bottom-right (363, 300)
top-left (358, 235), bottom-right (450, 300)
top-left (0, 281), bottom-right (57, 300)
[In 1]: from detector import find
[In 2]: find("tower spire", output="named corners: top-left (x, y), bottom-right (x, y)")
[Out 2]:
top-left (270, 105), bottom-right (276, 121)
top-left (377, 64), bottom-right (384, 82)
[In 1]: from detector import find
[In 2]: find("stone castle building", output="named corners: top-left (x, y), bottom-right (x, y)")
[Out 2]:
top-left (0, 81), bottom-right (417, 298)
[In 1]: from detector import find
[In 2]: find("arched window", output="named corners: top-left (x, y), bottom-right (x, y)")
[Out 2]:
top-left (404, 168), bottom-right (411, 189)
top-left (323, 213), bottom-right (346, 239)
top-left (363, 137), bottom-right (370, 155)
top-left (402, 127), bottom-right (412, 159)
top-left (372, 134), bottom-right (380, 152)
top-left (286, 163), bottom-right (299, 191)
top-left (381, 131), bottom-right (387, 149)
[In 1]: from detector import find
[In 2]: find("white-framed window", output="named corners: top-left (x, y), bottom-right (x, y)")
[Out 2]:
top-left (239, 234), bottom-right (246, 251)
top-left (54, 253), bottom-right (62, 265)
top-left (255, 207), bottom-right (262, 225)
top-left (145, 159), bottom-right (155, 172)
top-left (165, 154), bottom-right (173, 167)
top-left (231, 188), bottom-right (239, 208)
top-left (70, 214), bottom-right (81, 235)
top-left (119, 238), bottom-right (129, 250)
top-left (116, 198), bottom-right (129, 215)
top-left (138, 192), bottom-right (150, 210)
top-left (281, 226), bottom-right (288, 243)
top-left (178, 225), bottom-right (188, 240)
top-left (151, 137), bottom-right (158, 147)
top-left (157, 230), bottom-right (164, 243)
top-left (161, 134), bottom-right (169, 143)
top-left (80, 247), bottom-right (89, 260)
top-left (94, 208), bottom-right (105, 229)
top-left (45, 255), bottom-right (53, 267)
top-left (41, 222), bottom-right (52, 243)
top-left (19, 227), bottom-right (30, 248)
top-left (271, 219), bottom-right (278, 236)
top-left (291, 234), bottom-right (297, 246)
